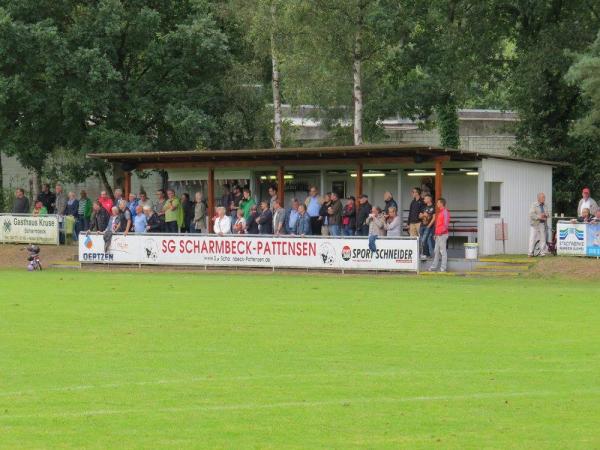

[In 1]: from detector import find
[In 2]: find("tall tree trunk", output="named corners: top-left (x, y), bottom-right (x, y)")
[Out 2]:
top-left (270, 2), bottom-right (283, 149)
top-left (0, 152), bottom-right (4, 212)
top-left (436, 94), bottom-right (460, 148)
top-left (353, 30), bottom-right (363, 145)
top-left (97, 168), bottom-right (114, 199)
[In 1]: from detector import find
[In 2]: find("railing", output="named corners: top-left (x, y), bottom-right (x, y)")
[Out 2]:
top-left (79, 233), bottom-right (420, 272)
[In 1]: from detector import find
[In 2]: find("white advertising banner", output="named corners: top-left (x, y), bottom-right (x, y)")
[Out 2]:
top-left (79, 233), bottom-right (420, 272)
top-left (556, 222), bottom-right (586, 256)
top-left (0, 214), bottom-right (59, 245)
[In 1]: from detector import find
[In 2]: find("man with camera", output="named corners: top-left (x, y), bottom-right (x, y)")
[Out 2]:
top-left (528, 192), bottom-right (550, 257)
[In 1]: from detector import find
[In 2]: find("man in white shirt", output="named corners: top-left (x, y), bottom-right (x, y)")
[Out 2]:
top-left (213, 206), bottom-right (231, 235)
top-left (578, 187), bottom-right (598, 217)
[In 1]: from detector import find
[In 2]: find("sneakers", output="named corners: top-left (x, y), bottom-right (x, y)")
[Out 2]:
top-left (420, 255), bottom-right (428, 261)
top-left (428, 267), bottom-right (436, 272)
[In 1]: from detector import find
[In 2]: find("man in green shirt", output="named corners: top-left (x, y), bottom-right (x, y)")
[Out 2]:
top-left (163, 189), bottom-right (181, 233)
top-left (239, 188), bottom-right (256, 221)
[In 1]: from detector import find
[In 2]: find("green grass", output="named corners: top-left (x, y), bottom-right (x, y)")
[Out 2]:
top-left (1, 270), bottom-right (599, 449)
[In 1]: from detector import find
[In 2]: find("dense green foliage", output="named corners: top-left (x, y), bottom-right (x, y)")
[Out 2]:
top-left (2, 270), bottom-right (600, 448)
top-left (0, 0), bottom-right (599, 209)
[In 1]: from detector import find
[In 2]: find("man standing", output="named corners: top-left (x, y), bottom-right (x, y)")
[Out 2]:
top-left (113, 188), bottom-right (124, 207)
top-left (429, 198), bottom-right (450, 272)
top-left (89, 201), bottom-right (109, 232)
top-left (138, 191), bottom-right (153, 210)
top-left (578, 187), bottom-right (598, 216)
top-left (419, 194), bottom-right (436, 259)
top-left (133, 205), bottom-right (147, 233)
top-left (356, 194), bottom-right (372, 236)
top-left (37, 183), bottom-right (55, 214)
top-left (528, 192), bottom-right (549, 257)
top-left (53, 184), bottom-right (66, 216)
top-left (213, 206), bottom-right (231, 235)
top-left (305, 186), bottom-right (322, 235)
top-left (268, 186), bottom-right (278, 211)
top-left (272, 199), bottom-right (286, 235)
top-left (117, 200), bottom-right (132, 235)
top-left (284, 198), bottom-right (300, 234)
top-left (144, 206), bottom-right (162, 232)
top-left (163, 189), bottom-right (180, 233)
top-left (294, 204), bottom-right (312, 236)
top-left (257, 201), bottom-right (273, 234)
top-left (12, 188), bottom-right (29, 214)
top-left (239, 188), bottom-right (256, 221)
top-left (383, 191), bottom-right (398, 215)
top-left (127, 192), bottom-right (139, 219)
top-left (192, 192), bottom-right (207, 233)
top-left (327, 192), bottom-right (343, 236)
top-left (98, 191), bottom-right (114, 214)
top-left (77, 190), bottom-right (92, 235)
top-left (407, 187), bottom-right (423, 237)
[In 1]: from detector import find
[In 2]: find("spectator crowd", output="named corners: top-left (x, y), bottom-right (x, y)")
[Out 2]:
top-left (11, 181), bottom-right (599, 269)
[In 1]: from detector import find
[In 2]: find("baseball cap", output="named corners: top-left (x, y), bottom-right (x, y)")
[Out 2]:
top-left (360, 194), bottom-right (369, 199)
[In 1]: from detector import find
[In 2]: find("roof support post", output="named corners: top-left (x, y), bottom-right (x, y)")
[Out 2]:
top-left (277, 165), bottom-right (285, 206)
top-left (208, 167), bottom-right (215, 233)
top-left (355, 162), bottom-right (363, 200)
top-left (124, 171), bottom-right (132, 199)
top-left (434, 158), bottom-right (443, 201)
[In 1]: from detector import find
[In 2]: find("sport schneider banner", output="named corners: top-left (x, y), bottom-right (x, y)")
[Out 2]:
top-left (556, 222), bottom-right (600, 257)
top-left (0, 214), bottom-right (59, 245)
top-left (79, 234), bottom-right (419, 272)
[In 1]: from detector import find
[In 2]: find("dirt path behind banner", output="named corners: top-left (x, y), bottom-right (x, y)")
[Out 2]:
top-left (530, 256), bottom-right (600, 280)
top-left (0, 244), bottom-right (78, 269)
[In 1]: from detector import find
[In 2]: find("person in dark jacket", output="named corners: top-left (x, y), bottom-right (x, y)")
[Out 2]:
top-left (407, 187), bottom-right (424, 237)
top-left (37, 183), bottom-right (55, 214)
top-left (294, 204), bottom-right (312, 236)
top-left (319, 193), bottom-right (331, 235)
top-left (144, 206), bottom-right (163, 232)
top-left (327, 192), bottom-right (343, 236)
top-left (342, 196), bottom-right (356, 236)
top-left (88, 201), bottom-right (110, 232)
top-left (245, 205), bottom-right (260, 234)
top-left (383, 192), bottom-right (398, 215)
top-left (356, 194), bottom-right (372, 236)
top-left (257, 201), bottom-right (273, 234)
top-left (64, 191), bottom-right (79, 217)
top-left (180, 193), bottom-right (194, 233)
top-left (12, 188), bottom-right (30, 214)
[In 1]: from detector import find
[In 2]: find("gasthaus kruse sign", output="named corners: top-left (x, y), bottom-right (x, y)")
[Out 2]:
top-left (79, 234), bottom-right (420, 272)
top-left (0, 214), bottom-right (60, 245)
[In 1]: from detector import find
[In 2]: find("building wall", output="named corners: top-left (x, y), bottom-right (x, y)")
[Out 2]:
top-left (481, 159), bottom-right (552, 255)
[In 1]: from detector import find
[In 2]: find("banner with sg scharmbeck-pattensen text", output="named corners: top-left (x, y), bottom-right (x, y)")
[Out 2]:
top-left (79, 234), bottom-right (419, 271)
top-left (0, 214), bottom-right (59, 245)
top-left (556, 221), bottom-right (600, 257)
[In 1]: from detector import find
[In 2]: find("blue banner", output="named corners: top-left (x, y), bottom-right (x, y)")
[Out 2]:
top-left (586, 223), bottom-right (600, 257)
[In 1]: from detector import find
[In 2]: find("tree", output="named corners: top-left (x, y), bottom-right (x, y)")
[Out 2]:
top-left (504, 1), bottom-right (600, 213)
top-left (379, 0), bottom-right (512, 148)
top-left (0, 5), bottom-right (67, 191)
top-left (282, 0), bottom-right (389, 145)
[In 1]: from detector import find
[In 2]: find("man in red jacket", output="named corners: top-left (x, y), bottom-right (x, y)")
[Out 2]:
top-left (429, 197), bottom-right (450, 272)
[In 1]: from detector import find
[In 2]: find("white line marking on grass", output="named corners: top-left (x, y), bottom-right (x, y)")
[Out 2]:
top-left (0, 367), bottom-right (594, 398)
top-left (2, 389), bottom-right (600, 420)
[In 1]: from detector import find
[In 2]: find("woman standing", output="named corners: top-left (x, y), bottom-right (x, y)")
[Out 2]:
top-left (192, 192), bottom-right (207, 233)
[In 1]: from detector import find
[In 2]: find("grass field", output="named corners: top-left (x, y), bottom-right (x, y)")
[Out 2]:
top-left (1, 270), bottom-right (599, 449)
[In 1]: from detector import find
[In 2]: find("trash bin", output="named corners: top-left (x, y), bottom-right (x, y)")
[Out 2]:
top-left (464, 242), bottom-right (478, 260)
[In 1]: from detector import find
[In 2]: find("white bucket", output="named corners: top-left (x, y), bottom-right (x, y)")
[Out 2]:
top-left (464, 243), bottom-right (479, 260)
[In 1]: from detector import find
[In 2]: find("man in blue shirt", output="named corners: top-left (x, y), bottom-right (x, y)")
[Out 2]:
top-left (128, 192), bottom-right (139, 219)
top-left (284, 198), bottom-right (300, 234)
top-left (133, 205), bottom-right (147, 233)
top-left (304, 186), bottom-right (322, 235)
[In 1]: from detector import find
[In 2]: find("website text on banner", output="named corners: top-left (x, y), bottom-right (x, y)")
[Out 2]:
top-left (79, 234), bottom-right (420, 272)
top-left (0, 214), bottom-right (60, 245)
top-left (556, 221), bottom-right (600, 257)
